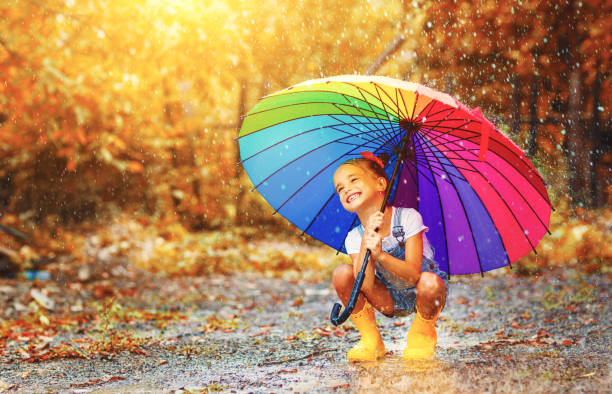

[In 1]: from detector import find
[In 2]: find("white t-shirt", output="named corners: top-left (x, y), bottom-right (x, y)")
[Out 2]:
top-left (344, 207), bottom-right (434, 260)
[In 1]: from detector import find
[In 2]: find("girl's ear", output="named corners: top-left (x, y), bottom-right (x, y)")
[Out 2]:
top-left (377, 177), bottom-right (387, 192)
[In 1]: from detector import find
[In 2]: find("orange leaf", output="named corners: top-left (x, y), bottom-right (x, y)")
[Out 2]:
top-left (67, 159), bottom-right (77, 172)
top-left (127, 161), bottom-right (143, 173)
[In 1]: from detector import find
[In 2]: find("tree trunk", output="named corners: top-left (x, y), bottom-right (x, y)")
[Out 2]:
top-left (565, 70), bottom-right (591, 207)
top-left (589, 71), bottom-right (602, 207)
top-left (528, 75), bottom-right (538, 157)
top-left (511, 75), bottom-right (522, 135)
top-left (234, 79), bottom-right (248, 225)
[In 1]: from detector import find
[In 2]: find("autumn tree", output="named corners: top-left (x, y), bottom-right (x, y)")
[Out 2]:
top-left (384, 0), bottom-right (611, 208)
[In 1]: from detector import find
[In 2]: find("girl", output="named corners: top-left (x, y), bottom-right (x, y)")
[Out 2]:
top-left (332, 151), bottom-right (448, 362)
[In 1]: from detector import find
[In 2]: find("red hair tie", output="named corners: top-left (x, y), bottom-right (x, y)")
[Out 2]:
top-left (360, 151), bottom-right (384, 168)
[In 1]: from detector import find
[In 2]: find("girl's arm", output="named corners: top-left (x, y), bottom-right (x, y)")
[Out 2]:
top-left (366, 231), bottom-right (423, 286)
top-left (374, 232), bottom-right (423, 286)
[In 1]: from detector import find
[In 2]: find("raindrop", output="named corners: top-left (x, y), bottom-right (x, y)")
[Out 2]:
top-left (334, 226), bottom-right (341, 233)
top-left (458, 235), bottom-right (464, 242)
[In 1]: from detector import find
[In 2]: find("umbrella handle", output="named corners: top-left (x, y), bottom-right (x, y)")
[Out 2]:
top-left (330, 249), bottom-right (371, 326)
top-left (330, 133), bottom-right (412, 326)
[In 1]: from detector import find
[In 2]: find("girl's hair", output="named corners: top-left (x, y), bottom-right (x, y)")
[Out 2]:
top-left (340, 153), bottom-right (390, 181)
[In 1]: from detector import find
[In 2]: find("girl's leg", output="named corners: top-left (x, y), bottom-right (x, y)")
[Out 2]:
top-left (332, 264), bottom-right (394, 315)
top-left (404, 272), bottom-right (447, 360)
top-left (332, 264), bottom-right (392, 362)
top-left (415, 272), bottom-right (447, 319)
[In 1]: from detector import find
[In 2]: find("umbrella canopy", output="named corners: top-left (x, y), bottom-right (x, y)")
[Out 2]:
top-left (238, 75), bottom-right (552, 276)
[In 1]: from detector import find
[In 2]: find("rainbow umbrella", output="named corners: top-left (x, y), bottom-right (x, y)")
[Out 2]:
top-left (238, 75), bottom-right (552, 324)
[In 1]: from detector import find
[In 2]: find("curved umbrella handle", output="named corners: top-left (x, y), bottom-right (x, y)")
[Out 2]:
top-left (330, 249), bottom-right (371, 326)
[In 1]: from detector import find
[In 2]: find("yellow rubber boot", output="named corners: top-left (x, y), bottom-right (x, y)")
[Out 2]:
top-left (403, 309), bottom-right (438, 360)
top-left (347, 302), bottom-right (385, 362)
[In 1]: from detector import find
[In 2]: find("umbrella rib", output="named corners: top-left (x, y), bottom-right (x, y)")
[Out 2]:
top-left (271, 132), bottom-right (400, 215)
top-left (249, 127), bottom-right (389, 192)
top-left (326, 118), bottom-right (388, 148)
top-left (371, 83), bottom-right (408, 121)
top-left (419, 106), bottom-right (456, 123)
top-left (403, 159), bottom-right (437, 188)
top-left (333, 139), bottom-right (381, 149)
top-left (344, 83), bottom-right (398, 142)
top-left (422, 117), bottom-right (481, 125)
top-left (299, 191), bottom-right (336, 236)
top-left (397, 89), bottom-right (412, 122)
top-left (330, 101), bottom-right (390, 141)
top-left (337, 215), bottom-right (360, 254)
top-left (413, 158), bottom-right (472, 186)
top-left (413, 92), bottom-right (440, 123)
top-left (372, 82), bottom-right (404, 128)
top-left (416, 133), bottom-right (537, 261)
top-left (420, 129), bottom-right (551, 205)
top-left (415, 154), bottom-right (480, 174)
top-left (381, 124), bottom-right (402, 152)
top-left (420, 123), bottom-right (479, 135)
top-left (419, 133), bottom-right (552, 235)
top-left (399, 156), bottom-right (420, 193)
top-left (395, 88), bottom-right (408, 121)
top-left (239, 120), bottom-right (382, 164)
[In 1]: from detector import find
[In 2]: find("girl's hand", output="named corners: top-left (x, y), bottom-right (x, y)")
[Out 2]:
top-left (364, 211), bottom-right (384, 233)
top-left (363, 226), bottom-right (383, 260)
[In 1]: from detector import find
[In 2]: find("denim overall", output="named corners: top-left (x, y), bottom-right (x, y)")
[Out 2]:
top-left (357, 208), bottom-right (449, 317)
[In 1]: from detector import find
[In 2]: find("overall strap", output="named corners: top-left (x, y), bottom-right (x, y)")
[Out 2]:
top-left (391, 207), bottom-right (406, 247)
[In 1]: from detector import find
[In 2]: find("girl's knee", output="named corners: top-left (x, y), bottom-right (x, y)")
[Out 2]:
top-left (417, 272), bottom-right (446, 296)
top-left (333, 264), bottom-right (354, 289)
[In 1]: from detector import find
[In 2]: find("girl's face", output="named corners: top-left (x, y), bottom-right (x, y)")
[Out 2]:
top-left (333, 164), bottom-right (387, 213)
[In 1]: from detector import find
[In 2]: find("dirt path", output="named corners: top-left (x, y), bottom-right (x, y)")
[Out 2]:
top-left (1, 265), bottom-right (610, 393)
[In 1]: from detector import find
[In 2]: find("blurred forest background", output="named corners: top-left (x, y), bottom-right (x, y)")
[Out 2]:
top-left (0, 0), bottom-right (610, 277)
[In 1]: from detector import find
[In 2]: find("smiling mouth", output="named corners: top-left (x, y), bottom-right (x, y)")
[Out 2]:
top-left (346, 193), bottom-right (360, 203)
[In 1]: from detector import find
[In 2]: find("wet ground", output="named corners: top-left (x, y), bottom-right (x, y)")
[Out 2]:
top-left (0, 261), bottom-right (610, 393)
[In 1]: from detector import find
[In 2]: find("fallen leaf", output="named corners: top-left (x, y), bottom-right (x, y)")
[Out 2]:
top-left (0, 380), bottom-right (16, 391)
top-left (456, 297), bottom-right (469, 305)
top-left (249, 331), bottom-right (270, 337)
top-left (30, 289), bottom-right (55, 310)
